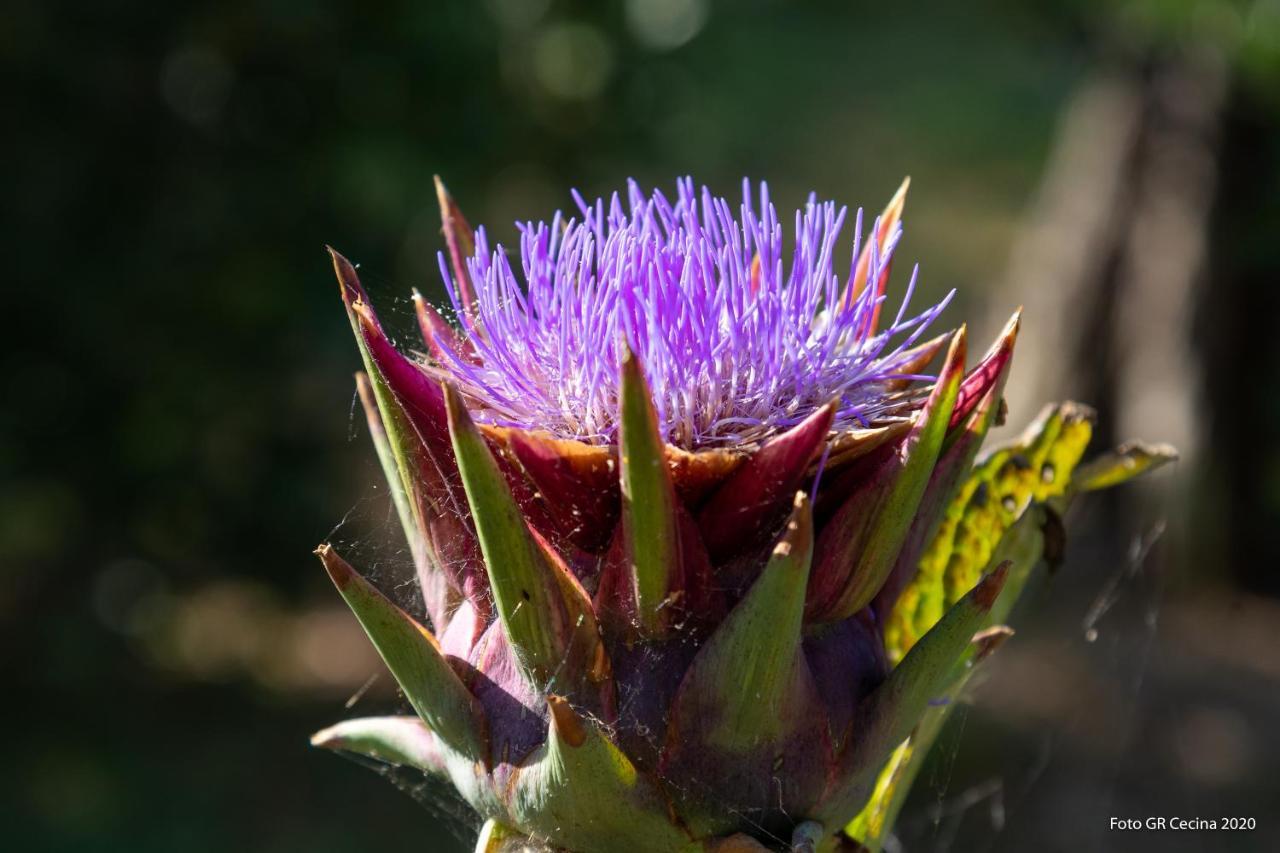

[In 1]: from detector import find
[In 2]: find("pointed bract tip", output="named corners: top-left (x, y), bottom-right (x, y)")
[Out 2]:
top-left (972, 625), bottom-right (1015, 662)
top-left (876, 177), bottom-right (910, 238)
top-left (309, 722), bottom-right (353, 750)
top-left (434, 175), bottom-right (479, 313)
top-left (814, 397), bottom-right (839, 429)
top-left (411, 289), bottom-right (467, 361)
top-left (948, 324), bottom-right (968, 367)
top-left (329, 247), bottom-right (360, 301)
top-left (772, 491), bottom-right (813, 562)
top-left (441, 381), bottom-right (469, 426)
top-left (616, 340), bottom-right (661, 441)
top-left (434, 175), bottom-right (474, 239)
top-left (949, 311), bottom-right (1020, 429)
top-left (889, 175), bottom-right (910, 209)
top-left (994, 308), bottom-right (1021, 352)
top-left (618, 343), bottom-right (657, 411)
top-left (546, 695), bottom-right (587, 748)
top-left (930, 326), bottom-right (968, 394)
top-left (809, 398), bottom-right (838, 437)
top-left (903, 333), bottom-right (950, 366)
top-left (433, 177), bottom-right (461, 229)
top-left (314, 543), bottom-right (354, 591)
top-left (972, 560), bottom-right (1011, 611)
top-left (442, 382), bottom-right (483, 453)
top-left (617, 337), bottom-right (642, 377)
top-left (992, 310), bottom-right (1021, 358)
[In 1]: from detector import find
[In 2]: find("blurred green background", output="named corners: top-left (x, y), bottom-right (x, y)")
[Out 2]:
top-left (5, 1), bottom-right (1280, 851)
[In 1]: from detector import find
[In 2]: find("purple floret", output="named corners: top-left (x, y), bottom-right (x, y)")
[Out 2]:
top-left (431, 177), bottom-right (952, 448)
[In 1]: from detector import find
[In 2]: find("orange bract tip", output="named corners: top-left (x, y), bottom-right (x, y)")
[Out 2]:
top-left (972, 560), bottom-right (1011, 611)
top-left (547, 695), bottom-right (587, 748)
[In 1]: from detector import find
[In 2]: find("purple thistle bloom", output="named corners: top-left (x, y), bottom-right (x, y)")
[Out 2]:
top-left (314, 171), bottom-right (1172, 845)
top-left (316, 173), bottom-right (1175, 852)
top-left (430, 177), bottom-right (952, 448)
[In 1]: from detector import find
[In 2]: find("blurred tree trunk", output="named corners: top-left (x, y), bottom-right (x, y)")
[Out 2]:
top-left (994, 47), bottom-right (1232, 576)
top-left (1196, 83), bottom-right (1280, 597)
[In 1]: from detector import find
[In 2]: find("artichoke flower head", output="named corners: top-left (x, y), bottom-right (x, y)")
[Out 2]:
top-left (313, 177), bottom-right (1174, 852)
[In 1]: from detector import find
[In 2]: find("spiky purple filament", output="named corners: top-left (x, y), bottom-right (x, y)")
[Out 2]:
top-left (432, 177), bottom-right (952, 448)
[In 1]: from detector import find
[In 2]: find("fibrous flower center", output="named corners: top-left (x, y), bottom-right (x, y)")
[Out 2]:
top-left (431, 177), bottom-right (951, 448)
